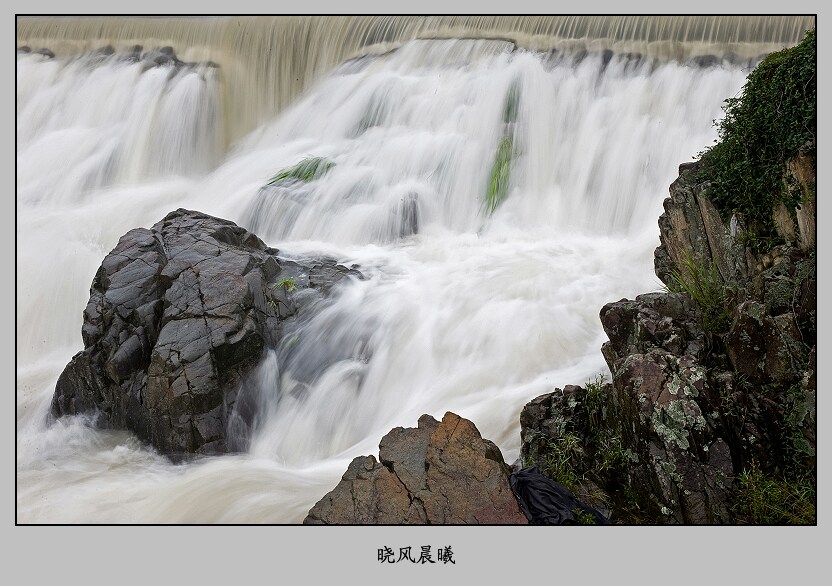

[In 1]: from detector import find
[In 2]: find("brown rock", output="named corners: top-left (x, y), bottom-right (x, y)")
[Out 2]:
top-left (785, 146), bottom-right (816, 251)
top-left (304, 412), bottom-right (527, 524)
top-left (773, 202), bottom-right (798, 244)
top-left (654, 164), bottom-right (752, 288)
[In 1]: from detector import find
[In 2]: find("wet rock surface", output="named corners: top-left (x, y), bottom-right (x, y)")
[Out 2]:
top-left (304, 412), bottom-right (528, 524)
top-left (16, 44), bottom-right (218, 71)
top-left (51, 209), bottom-right (359, 457)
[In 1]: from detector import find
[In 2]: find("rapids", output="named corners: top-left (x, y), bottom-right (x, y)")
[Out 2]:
top-left (15, 16), bottom-right (813, 523)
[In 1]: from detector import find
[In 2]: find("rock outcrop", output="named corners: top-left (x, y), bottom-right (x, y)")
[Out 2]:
top-left (599, 295), bottom-right (735, 524)
top-left (304, 412), bottom-right (528, 524)
top-left (654, 161), bottom-right (754, 287)
top-left (51, 209), bottom-right (359, 456)
top-left (520, 150), bottom-right (816, 524)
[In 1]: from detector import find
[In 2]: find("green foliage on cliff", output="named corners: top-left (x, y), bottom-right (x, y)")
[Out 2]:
top-left (697, 28), bottom-right (815, 236)
top-left (665, 251), bottom-right (730, 333)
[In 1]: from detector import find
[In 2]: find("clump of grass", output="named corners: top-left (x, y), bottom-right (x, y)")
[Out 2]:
top-left (733, 462), bottom-right (816, 524)
top-left (274, 276), bottom-right (298, 292)
top-left (665, 251), bottom-right (730, 333)
top-left (484, 136), bottom-right (512, 215)
top-left (582, 374), bottom-right (609, 429)
top-left (536, 431), bottom-right (584, 491)
top-left (267, 156), bottom-right (335, 186)
top-left (573, 509), bottom-right (598, 525)
top-left (783, 383), bottom-right (816, 468)
top-left (696, 28), bottom-right (815, 247)
top-left (582, 374), bottom-right (633, 480)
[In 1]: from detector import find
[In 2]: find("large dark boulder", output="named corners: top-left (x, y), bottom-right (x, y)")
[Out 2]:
top-left (304, 412), bottom-right (528, 524)
top-left (51, 209), bottom-right (359, 456)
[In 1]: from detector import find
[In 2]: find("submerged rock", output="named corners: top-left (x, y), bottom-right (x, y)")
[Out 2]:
top-left (304, 412), bottom-right (528, 524)
top-left (51, 209), bottom-right (359, 457)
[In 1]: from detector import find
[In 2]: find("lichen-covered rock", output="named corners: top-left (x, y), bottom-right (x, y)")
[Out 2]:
top-left (535, 144), bottom-right (817, 524)
top-left (725, 301), bottom-right (804, 385)
top-left (51, 208), bottom-right (359, 456)
top-left (518, 383), bottom-right (619, 513)
top-left (593, 292), bottom-right (737, 522)
top-left (303, 412), bottom-right (527, 524)
top-left (599, 292), bottom-right (706, 362)
top-left (785, 145), bottom-right (816, 251)
top-left (792, 345), bottom-right (817, 468)
top-left (520, 385), bottom-right (593, 473)
top-left (610, 350), bottom-right (733, 524)
top-left (751, 248), bottom-right (816, 342)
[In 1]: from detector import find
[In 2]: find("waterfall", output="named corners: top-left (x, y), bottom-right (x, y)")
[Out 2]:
top-left (15, 16), bottom-right (813, 523)
top-left (17, 15), bottom-right (815, 142)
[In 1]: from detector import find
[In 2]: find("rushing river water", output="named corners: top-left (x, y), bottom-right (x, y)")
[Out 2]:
top-left (15, 16), bottom-right (814, 524)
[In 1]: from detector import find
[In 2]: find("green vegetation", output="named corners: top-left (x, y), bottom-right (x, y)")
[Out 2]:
top-left (535, 431), bottom-right (584, 490)
top-left (783, 383), bottom-right (816, 466)
top-left (485, 136), bottom-right (513, 215)
top-left (665, 251), bottom-right (730, 334)
top-left (483, 80), bottom-right (522, 215)
top-left (583, 373), bottom-right (610, 430)
top-left (267, 156), bottom-right (335, 186)
top-left (573, 509), bottom-right (598, 525)
top-left (274, 276), bottom-right (298, 292)
top-left (523, 374), bottom-right (642, 521)
top-left (503, 79), bottom-right (521, 124)
top-left (733, 462), bottom-right (816, 524)
top-left (696, 28), bottom-right (815, 242)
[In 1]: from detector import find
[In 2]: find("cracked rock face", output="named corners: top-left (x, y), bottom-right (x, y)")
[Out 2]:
top-left (303, 412), bottom-right (528, 524)
top-left (599, 293), bottom-right (734, 523)
top-left (50, 208), bottom-right (358, 457)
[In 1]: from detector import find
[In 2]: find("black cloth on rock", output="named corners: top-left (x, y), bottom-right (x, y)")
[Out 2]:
top-left (509, 466), bottom-right (610, 525)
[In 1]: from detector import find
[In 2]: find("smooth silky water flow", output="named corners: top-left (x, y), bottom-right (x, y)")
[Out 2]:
top-left (16, 16), bottom-right (814, 523)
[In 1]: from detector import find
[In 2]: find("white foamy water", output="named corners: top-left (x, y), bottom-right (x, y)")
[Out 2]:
top-left (17, 39), bottom-right (751, 523)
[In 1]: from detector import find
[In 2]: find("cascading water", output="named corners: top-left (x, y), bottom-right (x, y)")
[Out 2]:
top-left (16, 16), bottom-right (813, 523)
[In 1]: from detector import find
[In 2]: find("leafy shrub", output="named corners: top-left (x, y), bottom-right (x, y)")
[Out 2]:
top-left (696, 29), bottom-right (815, 241)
